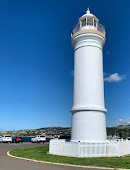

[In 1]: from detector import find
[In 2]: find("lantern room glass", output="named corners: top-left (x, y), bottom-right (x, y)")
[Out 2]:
top-left (81, 17), bottom-right (97, 28)
top-left (82, 18), bottom-right (86, 26)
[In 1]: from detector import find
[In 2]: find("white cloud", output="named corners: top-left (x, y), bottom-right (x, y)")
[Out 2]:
top-left (104, 73), bottom-right (126, 83)
top-left (115, 118), bottom-right (130, 125)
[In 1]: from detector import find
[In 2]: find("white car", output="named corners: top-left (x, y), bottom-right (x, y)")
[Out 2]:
top-left (31, 135), bottom-right (46, 143)
top-left (0, 135), bottom-right (12, 143)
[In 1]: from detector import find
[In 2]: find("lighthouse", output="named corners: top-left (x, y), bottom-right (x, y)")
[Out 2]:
top-left (71, 8), bottom-right (107, 143)
top-left (49, 9), bottom-right (112, 157)
top-left (49, 9), bottom-right (130, 157)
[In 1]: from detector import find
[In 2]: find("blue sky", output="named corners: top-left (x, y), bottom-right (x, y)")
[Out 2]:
top-left (0, 0), bottom-right (130, 130)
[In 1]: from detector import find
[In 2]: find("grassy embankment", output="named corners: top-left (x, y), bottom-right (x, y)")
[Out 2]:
top-left (9, 146), bottom-right (130, 169)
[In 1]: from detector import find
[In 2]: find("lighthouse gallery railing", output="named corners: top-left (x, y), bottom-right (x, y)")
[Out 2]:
top-left (71, 23), bottom-right (106, 37)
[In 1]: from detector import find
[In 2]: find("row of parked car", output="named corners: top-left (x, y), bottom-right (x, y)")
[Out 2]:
top-left (0, 135), bottom-right (46, 143)
top-left (0, 135), bottom-right (23, 143)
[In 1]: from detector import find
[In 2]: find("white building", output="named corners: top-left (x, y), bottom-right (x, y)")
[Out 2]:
top-left (49, 9), bottom-right (130, 157)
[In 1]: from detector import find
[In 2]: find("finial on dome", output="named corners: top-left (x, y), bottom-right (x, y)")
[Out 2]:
top-left (86, 7), bottom-right (90, 14)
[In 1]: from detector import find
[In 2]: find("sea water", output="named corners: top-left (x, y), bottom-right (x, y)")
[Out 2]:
top-left (14, 137), bottom-right (52, 142)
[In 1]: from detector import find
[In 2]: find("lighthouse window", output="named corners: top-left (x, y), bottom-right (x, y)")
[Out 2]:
top-left (87, 17), bottom-right (93, 26)
top-left (82, 18), bottom-right (86, 26)
top-left (94, 20), bottom-right (96, 27)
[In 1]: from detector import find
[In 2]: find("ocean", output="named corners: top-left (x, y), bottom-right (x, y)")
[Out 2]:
top-left (13, 137), bottom-right (52, 142)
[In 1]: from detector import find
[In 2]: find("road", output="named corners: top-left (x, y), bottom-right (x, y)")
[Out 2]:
top-left (0, 142), bottom-right (112, 170)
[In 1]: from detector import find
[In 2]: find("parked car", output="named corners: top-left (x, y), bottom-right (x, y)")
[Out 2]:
top-left (0, 135), bottom-right (12, 143)
top-left (52, 135), bottom-right (71, 141)
top-left (12, 137), bottom-right (23, 143)
top-left (58, 135), bottom-right (71, 139)
top-left (31, 135), bottom-right (46, 143)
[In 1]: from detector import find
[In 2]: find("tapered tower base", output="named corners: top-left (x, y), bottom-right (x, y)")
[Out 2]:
top-left (71, 110), bottom-right (107, 143)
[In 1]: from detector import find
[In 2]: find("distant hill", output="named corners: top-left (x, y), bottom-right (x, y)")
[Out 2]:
top-left (107, 125), bottom-right (130, 137)
top-left (35, 125), bottom-right (130, 137)
top-left (35, 127), bottom-right (71, 136)
top-left (1, 125), bottom-right (130, 137)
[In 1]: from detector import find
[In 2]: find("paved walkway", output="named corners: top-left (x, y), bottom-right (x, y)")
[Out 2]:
top-left (0, 143), bottom-right (112, 170)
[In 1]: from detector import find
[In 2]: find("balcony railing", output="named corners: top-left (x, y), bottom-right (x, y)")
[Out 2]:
top-left (71, 23), bottom-right (106, 37)
top-left (97, 23), bottom-right (106, 35)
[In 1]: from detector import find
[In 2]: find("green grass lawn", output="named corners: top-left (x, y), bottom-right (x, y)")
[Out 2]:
top-left (10, 146), bottom-right (130, 169)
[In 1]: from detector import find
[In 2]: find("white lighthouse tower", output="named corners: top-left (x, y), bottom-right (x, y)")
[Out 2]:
top-left (50, 9), bottom-right (112, 157)
top-left (50, 9), bottom-right (130, 157)
top-left (71, 8), bottom-right (107, 143)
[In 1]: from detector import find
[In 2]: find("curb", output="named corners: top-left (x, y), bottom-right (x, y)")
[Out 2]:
top-left (7, 151), bottom-right (128, 170)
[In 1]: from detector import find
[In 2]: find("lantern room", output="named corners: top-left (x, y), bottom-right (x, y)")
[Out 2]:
top-left (71, 8), bottom-right (105, 38)
top-left (79, 8), bottom-right (99, 30)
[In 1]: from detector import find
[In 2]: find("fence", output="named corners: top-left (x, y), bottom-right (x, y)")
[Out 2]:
top-left (71, 23), bottom-right (105, 37)
top-left (49, 139), bottom-right (130, 157)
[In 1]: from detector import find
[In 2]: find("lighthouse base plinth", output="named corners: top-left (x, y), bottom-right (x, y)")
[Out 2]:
top-left (49, 139), bottom-right (130, 157)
